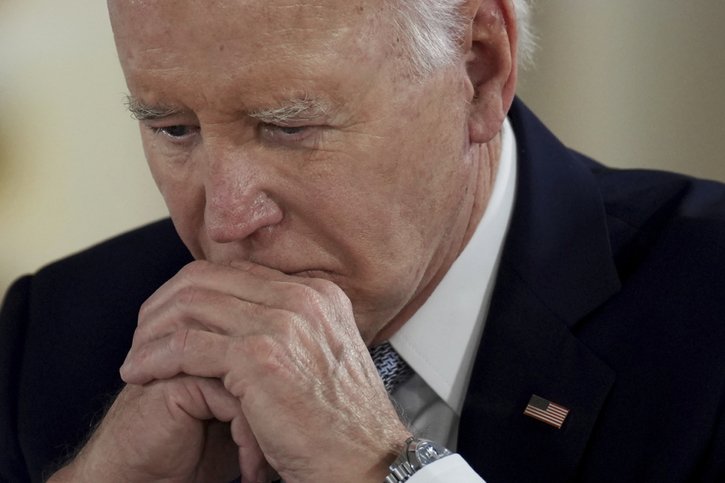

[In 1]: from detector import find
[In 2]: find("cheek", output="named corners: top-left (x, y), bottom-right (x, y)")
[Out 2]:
top-left (387, 140), bottom-right (468, 236)
top-left (141, 129), bottom-right (176, 192)
top-left (142, 130), bottom-right (194, 196)
top-left (141, 135), bottom-right (206, 254)
top-left (164, 185), bottom-right (207, 260)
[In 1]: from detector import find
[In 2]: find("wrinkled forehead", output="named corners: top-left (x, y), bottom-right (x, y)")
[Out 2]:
top-left (108, 0), bottom-right (383, 55)
top-left (108, 0), bottom-right (399, 122)
top-left (107, 0), bottom-right (393, 101)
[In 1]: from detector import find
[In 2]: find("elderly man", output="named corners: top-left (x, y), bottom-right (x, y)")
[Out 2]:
top-left (1, 0), bottom-right (724, 482)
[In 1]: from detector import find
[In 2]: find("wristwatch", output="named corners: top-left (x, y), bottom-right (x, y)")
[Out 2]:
top-left (384, 437), bottom-right (453, 482)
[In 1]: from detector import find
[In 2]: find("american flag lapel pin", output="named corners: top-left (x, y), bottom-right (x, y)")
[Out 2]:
top-left (523, 394), bottom-right (570, 429)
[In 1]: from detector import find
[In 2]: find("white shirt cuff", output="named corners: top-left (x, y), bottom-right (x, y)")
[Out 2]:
top-left (407, 454), bottom-right (485, 482)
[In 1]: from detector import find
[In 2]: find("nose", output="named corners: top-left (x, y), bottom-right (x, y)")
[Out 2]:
top-left (203, 152), bottom-right (284, 243)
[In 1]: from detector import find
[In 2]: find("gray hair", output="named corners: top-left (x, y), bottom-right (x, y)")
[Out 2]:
top-left (388, 0), bottom-right (535, 75)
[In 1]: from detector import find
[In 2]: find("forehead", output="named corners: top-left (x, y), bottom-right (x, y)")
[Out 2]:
top-left (109, 0), bottom-right (389, 102)
top-left (110, 0), bottom-right (374, 43)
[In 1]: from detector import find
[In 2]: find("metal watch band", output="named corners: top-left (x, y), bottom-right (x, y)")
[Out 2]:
top-left (384, 437), bottom-right (453, 483)
top-left (384, 460), bottom-right (416, 483)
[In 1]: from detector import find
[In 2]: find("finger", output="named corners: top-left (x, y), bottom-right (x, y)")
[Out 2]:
top-left (196, 420), bottom-right (242, 482)
top-left (122, 329), bottom-right (232, 384)
top-left (231, 259), bottom-right (351, 307)
top-left (137, 376), bottom-right (242, 423)
top-left (232, 413), bottom-right (269, 483)
top-left (139, 260), bottom-right (329, 324)
top-left (140, 261), bottom-right (285, 314)
top-left (186, 377), bottom-right (243, 422)
top-left (228, 258), bottom-right (291, 281)
top-left (157, 377), bottom-right (244, 482)
top-left (185, 378), bottom-right (277, 482)
top-left (133, 286), bottom-right (289, 345)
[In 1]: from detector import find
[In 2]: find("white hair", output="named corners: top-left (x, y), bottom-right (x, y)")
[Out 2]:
top-left (387, 0), bottom-right (536, 75)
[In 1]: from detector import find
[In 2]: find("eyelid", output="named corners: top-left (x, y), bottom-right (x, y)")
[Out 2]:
top-left (146, 123), bottom-right (200, 144)
top-left (259, 122), bottom-right (319, 145)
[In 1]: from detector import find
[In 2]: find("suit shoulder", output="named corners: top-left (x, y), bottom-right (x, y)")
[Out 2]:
top-left (587, 162), bottom-right (725, 227)
top-left (31, 218), bottom-right (192, 316)
top-left (582, 161), bottom-right (725, 263)
top-left (37, 218), bottom-right (190, 278)
top-left (582, 162), bottom-right (725, 353)
top-left (4, 220), bottom-right (191, 481)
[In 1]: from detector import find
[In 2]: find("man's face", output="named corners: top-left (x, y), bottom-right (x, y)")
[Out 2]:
top-left (110, 0), bottom-right (483, 343)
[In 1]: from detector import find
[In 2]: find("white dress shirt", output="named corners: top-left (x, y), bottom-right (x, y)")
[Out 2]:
top-left (388, 118), bottom-right (517, 482)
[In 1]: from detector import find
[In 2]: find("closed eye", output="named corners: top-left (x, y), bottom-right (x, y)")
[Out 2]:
top-left (259, 123), bottom-right (314, 144)
top-left (151, 125), bottom-right (200, 139)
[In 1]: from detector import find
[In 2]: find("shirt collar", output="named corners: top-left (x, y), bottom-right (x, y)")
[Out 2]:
top-left (390, 118), bottom-right (517, 414)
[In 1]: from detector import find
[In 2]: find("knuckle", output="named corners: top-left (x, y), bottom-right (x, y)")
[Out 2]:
top-left (174, 285), bottom-right (201, 308)
top-left (228, 258), bottom-right (253, 271)
top-left (137, 297), bottom-right (155, 320)
top-left (178, 259), bottom-right (212, 280)
top-left (289, 283), bottom-right (325, 312)
top-left (240, 334), bottom-right (284, 372)
top-left (238, 261), bottom-right (268, 277)
top-left (330, 285), bottom-right (353, 312)
top-left (307, 277), bottom-right (338, 296)
top-left (169, 327), bottom-right (193, 355)
top-left (307, 278), bottom-right (350, 308)
top-left (277, 310), bottom-right (304, 341)
top-left (274, 283), bottom-right (309, 312)
top-left (287, 282), bottom-right (316, 300)
top-left (302, 280), bottom-right (353, 323)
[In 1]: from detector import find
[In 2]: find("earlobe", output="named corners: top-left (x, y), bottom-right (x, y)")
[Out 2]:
top-left (463, 0), bottom-right (518, 144)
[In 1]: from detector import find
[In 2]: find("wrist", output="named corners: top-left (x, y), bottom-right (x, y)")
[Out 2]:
top-left (383, 437), bottom-right (454, 482)
top-left (351, 427), bottom-right (413, 483)
top-left (46, 463), bottom-right (77, 483)
top-left (378, 431), bottom-right (415, 476)
top-left (46, 454), bottom-right (117, 483)
top-left (47, 433), bottom-right (139, 483)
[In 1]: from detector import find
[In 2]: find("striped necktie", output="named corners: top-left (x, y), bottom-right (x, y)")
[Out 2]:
top-left (369, 341), bottom-right (414, 394)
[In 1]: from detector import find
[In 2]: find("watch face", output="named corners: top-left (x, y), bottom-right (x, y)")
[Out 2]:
top-left (415, 440), bottom-right (450, 466)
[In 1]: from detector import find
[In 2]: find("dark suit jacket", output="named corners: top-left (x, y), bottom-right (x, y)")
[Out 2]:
top-left (2, 100), bottom-right (724, 482)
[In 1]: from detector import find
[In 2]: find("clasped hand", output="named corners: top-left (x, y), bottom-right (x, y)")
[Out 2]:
top-left (52, 260), bottom-right (410, 483)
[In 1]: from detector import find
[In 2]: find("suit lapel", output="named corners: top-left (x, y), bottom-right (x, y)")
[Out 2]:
top-left (459, 267), bottom-right (616, 481)
top-left (458, 100), bottom-right (620, 481)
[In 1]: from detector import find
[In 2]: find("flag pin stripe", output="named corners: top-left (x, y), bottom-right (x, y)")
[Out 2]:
top-left (523, 394), bottom-right (569, 429)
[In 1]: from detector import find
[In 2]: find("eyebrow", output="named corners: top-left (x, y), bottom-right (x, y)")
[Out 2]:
top-left (248, 96), bottom-right (332, 124)
top-left (125, 95), bottom-right (182, 121)
top-left (124, 94), bottom-right (333, 124)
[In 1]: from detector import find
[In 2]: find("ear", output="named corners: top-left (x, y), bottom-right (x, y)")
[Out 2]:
top-left (460, 0), bottom-right (518, 144)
